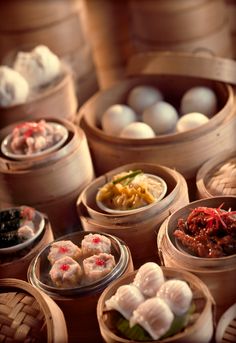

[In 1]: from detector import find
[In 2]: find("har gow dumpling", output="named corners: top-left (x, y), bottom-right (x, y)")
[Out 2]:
top-left (105, 284), bottom-right (145, 320)
top-left (156, 279), bottom-right (193, 316)
top-left (130, 297), bottom-right (174, 340)
top-left (133, 262), bottom-right (165, 297)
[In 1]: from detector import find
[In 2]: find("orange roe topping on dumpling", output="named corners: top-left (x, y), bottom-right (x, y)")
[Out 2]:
top-left (60, 264), bottom-right (70, 271)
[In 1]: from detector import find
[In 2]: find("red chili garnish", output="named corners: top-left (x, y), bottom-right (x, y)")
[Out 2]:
top-left (92, 237), bottom-right (101, 244)
top-left (60, 264), bottom-right (70, 271)
top-left (95, 258), bottom-right (105, 266)
top-left (59, 246), bottom-right (69, 254)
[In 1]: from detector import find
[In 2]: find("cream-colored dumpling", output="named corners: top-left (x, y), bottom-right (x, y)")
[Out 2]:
top-left (48, 240), bottom-right (82, 265)
top-left (120, 122), bottom-right (155, 139)
top-left (14, 45), bottom-right (61, 88)
top-left (127, 85), bottom-right (163, 115)
top-left (81, 233), bottom-right (111, 257)
top-left (142, 101), bottom-right (178, 135)
top-left (0, 66), bottom-right (29, 107)
top-left (101, 104), bottom-right (137, 136)
top-left (180, 86), bottom-right (217, 117)
top-left (83, 252), bottom-right (115, 282)
top-left (130, 297), bottom-right (174, 340)
top-left (133, 262), bottom-right (165, 297)
top-left (156, 279), bottom-right (193, 316)
top-left (105, 284), bottom-right (145, 320)
top-left (176, 112), bottom-right (209, 132)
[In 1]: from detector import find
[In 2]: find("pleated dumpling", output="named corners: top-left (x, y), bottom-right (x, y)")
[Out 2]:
top-left (133, 262), bottom-right (165, 297)
top-left (130, 297), bottom-right (174, 340)
top-left (156, 279), bottom-right (193, 316)
top-left (105, 284), bottom-right (145, 320)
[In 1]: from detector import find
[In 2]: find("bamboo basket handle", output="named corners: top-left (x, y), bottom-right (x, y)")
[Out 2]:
top-left (126, 51), bottom-right (236, 85)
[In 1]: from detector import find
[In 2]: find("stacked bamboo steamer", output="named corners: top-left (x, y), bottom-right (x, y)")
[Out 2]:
top-left (77, 162), bottom-right (189, 268)
top-left (196, 149), bottom-right (236, 198)
top-left (0, 0), bottom-right (98, 105)
top-left (0, 118), bottom-right (94, 238)
top-left (78, 51), bottom-right (236, 196)
top-left (157, 196), bottom-right (236, 320)
top-left (28, 231), bottom-right (134, 343)
top-left (225, 0), bottom-right (236, 58)
top-left (130, 0), bottom-right (233, 58)
top-left (0, 278), bottom-right (68, 343)
top-left (83, 0), bottom-right (133, 89)
top-left (97, 267), bottom-right (215, 343)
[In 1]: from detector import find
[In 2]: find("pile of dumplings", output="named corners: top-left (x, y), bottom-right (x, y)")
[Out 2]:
top-left (0, 45), bottom-right (62, 107)
top-left (105, 262), bottom-right (193, 340)
top-left (101, 85), bottom-right (217, 138)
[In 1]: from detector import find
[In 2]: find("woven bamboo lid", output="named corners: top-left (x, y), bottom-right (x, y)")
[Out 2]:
top-left (0, 278), bottom-right (68, 343)
top-left (127, 51), bottom-right (236, 85)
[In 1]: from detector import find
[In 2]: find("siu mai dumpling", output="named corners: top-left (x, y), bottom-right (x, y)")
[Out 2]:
top-left (83, 252), bottom-right (115, 282)
top-left (105, 284), bottom-right (145, 320)
top-left (130, 298), bottom-right (174, 340)
top-left (133, 262), bottom-right (165, 297)
top-left (81, 233), bottom-right (111, 257)
top-left (156, 279), bottom-right (193, 316)
top-left (48, 240), bottom-right (82, 265)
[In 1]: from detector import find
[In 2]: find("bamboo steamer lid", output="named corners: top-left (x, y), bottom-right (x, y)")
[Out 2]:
top-left (0, 118), bottom-right (95, 237)
top-left (28, 230), bottom-right (134, 343)
top-left (196, 149), bottom-right (236, 198)
top-left (97, 267), bottom-right (215, 343)
top-left (0, 278), bottom-right (68, 343)
top-left (77, 162), bottom-right (189, 268)
top-left (79, 51), bottom-right (236, 180)
top-left (157, 196), bottom-right (236, 320)
top-left (0, 214), bottom-right (54, 281)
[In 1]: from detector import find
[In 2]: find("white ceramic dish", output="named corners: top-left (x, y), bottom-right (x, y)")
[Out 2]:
top-left (0, 207), bottom-right (45, 254)
top-left (96, 173), bottom-right (167, 215)
top-left (1, 122), bottom-right (68, 160)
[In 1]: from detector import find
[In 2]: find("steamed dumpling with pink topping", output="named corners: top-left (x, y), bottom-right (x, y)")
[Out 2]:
top-left (156, 279), bottom-right (193, 316)
top-left (133, 262), bottom-right (165, 297)
top-left (83, 252), bottom-right (115, 282)
top-left (105, 284), bottom-right (145, 320)
top-left (130, 298), bottom-right (174, 340)
top-left (48, 240), bottom-right (82, 265)
top-left (81, 233), bottom-right (111, 257)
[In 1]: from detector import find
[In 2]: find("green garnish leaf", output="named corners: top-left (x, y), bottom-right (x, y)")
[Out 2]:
top-left (116, 316), bottom-right (152, 341)
top-left (112, 170), bottom-right (143, 185)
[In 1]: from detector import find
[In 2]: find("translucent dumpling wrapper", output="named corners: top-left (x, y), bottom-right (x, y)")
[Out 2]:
top-left (0, 66), bottom-right (29, 107)
top-left (105, 284), bottom-right (145, 320)
top-left (133, 262), bottom-right (165, 297)
top-left (156, 279), bottom-right (193, 316)
top-left (130, 297), bottom-right (174, 340)
top-left (14, 45), bottom-right (61, 88)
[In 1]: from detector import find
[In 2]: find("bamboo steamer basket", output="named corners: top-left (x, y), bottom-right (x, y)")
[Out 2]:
top-left (78, 51), bottom-right (236, 182)
top-left (97, 266), bottom-right (215, 343)
top-left (0, 214), bottom-right (54, 281)
top-left (0, 278), bottom-right (68, 343)
top-left (0, 64), bottom-right (78, 128)
top-left (77, 162), bottom-right (189, 268)
top-left (196, 149), bottom-right (236, 198)
top-left (130, 0), bottom-right (233, 58)
top-left (225, 0), bottom-right (236, 58)
top-left (84, 0), bottom-right (133, 89)
top-left (28, 230), bottom-right (134, 343)
top-left (0, 118), bottom-right (94, 237)
top-left (157, 196), bottom-right (236, 320)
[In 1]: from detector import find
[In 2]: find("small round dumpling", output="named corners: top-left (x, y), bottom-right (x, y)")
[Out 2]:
top-left (156, 279), bottom-right (193, 316)
top-left (142, 101), bottom-right (178, 135)
top-left (133, 262), bottom-right (165, 297)
top-left (101, 104), bottom-right (137, 136)
top-left (180, 86), bottom-right (217, 117)
top-left (120, 122), bottom-right (155, 139)
top-left (49, 256), bottom-right (83, 288)
top-left (14, 45), bottom-right (61, 88)
top-left (83, 252), bottom-right (115, 283)
top-left (48, 240), bottom-right (82, 265)
top-left (18, 224), bottom-right (35, 240)
top-left (0, 66), bottom-right (29, 107)
top-left (176, 112), bottom-right (209, 132)
top-left (127, 85), bottom-right (163, 115)
top-left (81, 233), bottom-right (111, 257)
top-left (130, 298), bottom-right (174, 340)
top-left (105, 284), bottom-right (145, 320)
